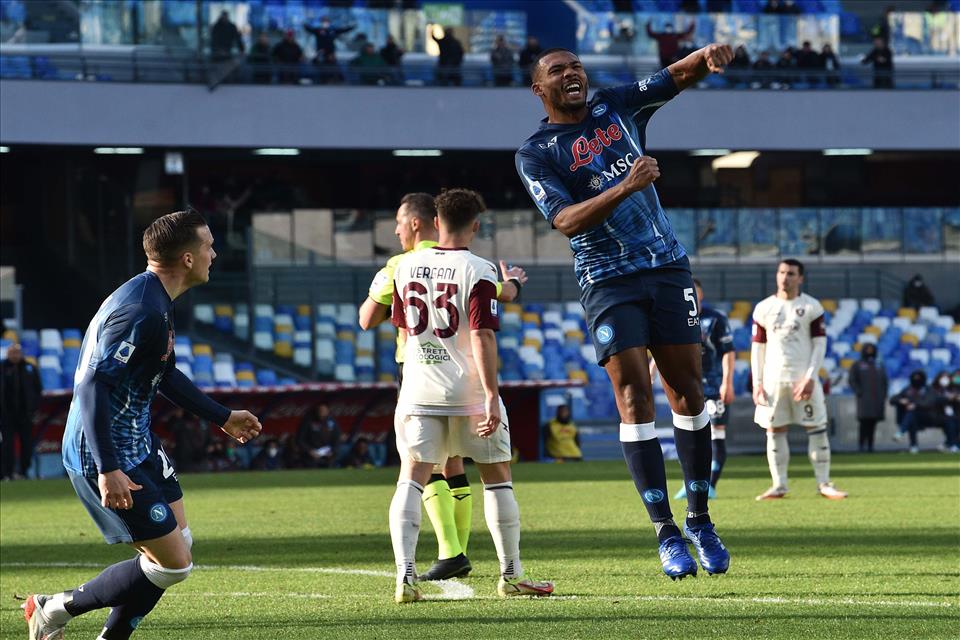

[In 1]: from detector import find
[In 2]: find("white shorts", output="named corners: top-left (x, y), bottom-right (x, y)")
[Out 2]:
top-left (754, 382), bottom-right (827, 429)
top-left (394, 399), bottom-right (512, 465)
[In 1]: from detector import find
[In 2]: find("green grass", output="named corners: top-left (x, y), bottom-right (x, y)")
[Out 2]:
top-left (1, 453), bottom-right (958, 639)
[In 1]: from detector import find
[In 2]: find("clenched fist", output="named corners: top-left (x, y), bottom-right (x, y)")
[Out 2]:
top-left (621, 156), bottom-right (660, 194)
top-left (704, 44), bottom-right (734, 73)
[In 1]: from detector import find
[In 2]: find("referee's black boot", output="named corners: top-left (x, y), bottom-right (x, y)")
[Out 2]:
top-left (418, 553), bottom-right (472, 581)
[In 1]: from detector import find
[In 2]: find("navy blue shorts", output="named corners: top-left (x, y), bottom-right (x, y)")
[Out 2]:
top-left (70, 436), bottom-right (182, 544)
top-left (581, 256), bottom-right (701, 365)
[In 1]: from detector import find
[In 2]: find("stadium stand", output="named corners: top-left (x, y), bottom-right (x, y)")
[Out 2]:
top-left (10, 297), bottom-right (957, 425)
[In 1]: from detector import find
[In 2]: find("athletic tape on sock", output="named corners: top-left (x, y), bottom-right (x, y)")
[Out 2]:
top-left (711, 426), bottom-right (727, 440)
top-left (672, 408), bottom-right (710, 431)
top-left (138, 556), bottom-right (192, 589)
top-left (181, 526), bottom-right (193, 550)
top-left (619, 422), bottom-right (657, 442)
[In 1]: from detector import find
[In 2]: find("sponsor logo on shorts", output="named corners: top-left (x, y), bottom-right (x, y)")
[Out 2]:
top-left (689, 480), bottom-right (711, 493)
top-left (642, 489), bottom-right (665, 503)
top-left (416, 341), bottom-right (451, 365)
top-left (490, 299), bottom-right (498, 317)
top-left (149, 502), bottom-right (168, 523)
top-left (592, 103), bottom-right (608, 117)
top-left (596, 324), bottom-right (614, 345)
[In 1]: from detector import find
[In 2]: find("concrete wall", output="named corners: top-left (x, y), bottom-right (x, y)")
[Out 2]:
top-left (2, 80), bottom-right (959, 150)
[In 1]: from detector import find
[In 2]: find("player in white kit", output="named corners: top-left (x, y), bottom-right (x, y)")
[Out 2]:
top-left (751, 259), bottom-right (848, 501)
top-left (387, 188), bottom-right (554, 603)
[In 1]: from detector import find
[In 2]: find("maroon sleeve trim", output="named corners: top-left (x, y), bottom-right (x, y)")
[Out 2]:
top-left (469, 279), bottom-right (500, 331)
top-left (751, 320), bottom-right (767, 343)
top-left (391, 282), bottom-right (405, 328)
top-left (810, 314), bottom-right (826, 338)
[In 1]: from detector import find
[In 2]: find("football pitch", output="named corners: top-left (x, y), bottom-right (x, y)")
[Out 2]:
top-left (1, 453), bottom-right (957, 639)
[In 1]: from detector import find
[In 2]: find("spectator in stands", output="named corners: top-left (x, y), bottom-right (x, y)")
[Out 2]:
top-left (647, 20), bottom-right (695, 69)
top-left (775, 47), bottom-right (797, 88)
top-left (796, 41), bottom-right (820, 84)
top-left (763, 0), bottom-right (783, 13)
top-left (726, 45), bottom-right (751, 86)
top-left (902, 274), bottom-right (936, 310)
top-left (433, 26), bottom-right (464, 86)
top-left (252, 437), bottom-right (285, 471)
top-left (247, 33), bottom-right (273, 84)
top-left (350, 42), bottom-right (388, 85)
top-left (821, 43), bottom-right (841, 87)
top-left (210, 10), bottom-right (245, 62)
top-left (271, 29), bottom-right (304, 84)
top-left (297, 403), bottom-right (341, 468)
top-left (205, 435), bottom-right (240, 471)
top-left (304, 16), bottom-right (355, 64)
top-left (0, 343), bottom-right (41, 480)
top-left (543, 404), bottom-right (583, 462)
top-left (609, 23), bottom-right (636, 56)
top-left (490, 35), bottom-right (515, 86)
top-left (168, 407), bottom-right (209, 472)
top-left (847, 343), bottom-right (888, 453)
top-left (518, 36), bottom-right (542, 86)
top-left (862, 36), bottom-right (894, 89)
top-left (380, 34), bottom-right (404, 85)
top-left (933, 370), bottom-right (960, 453)
top-left (890, 370), bottom-right (939, 453)
top-left (341, 436), bottom-right (375, 469)
top-left (752, 49), bottom-right (775, 88)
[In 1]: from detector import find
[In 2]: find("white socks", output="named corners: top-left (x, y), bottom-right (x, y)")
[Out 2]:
top-left (42, 593), bottom-right (73, 626)
top-left (484, 482), bottom-right (522, 580)
top-left (807, 428), bottom-right (832, 485)
top-left (767, 431), bottom-right (790, 490)
top-left (389, 479), bottom-right (423, 585)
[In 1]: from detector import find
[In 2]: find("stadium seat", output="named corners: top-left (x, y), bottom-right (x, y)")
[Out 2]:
top-left (909, 349), bottom-right (930, 365)
top-left (335, 363), bottom-right (356, 382)
top-left (256, 369), bottom-right (278, 386)
top-left (193, 304), bottom-right (215, 324)
top-left (213, 361), bottom-right (237, 387)
top-left (175, 361), bottom-right (194, 380)
top-left (40, 329), bottom-right (63, 355)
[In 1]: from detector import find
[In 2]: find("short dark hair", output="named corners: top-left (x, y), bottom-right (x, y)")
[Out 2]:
top-left (533, 47), bottom-right (578, 81)
top-left (779, 258), bottom-right (805, 276)
top-left (434, 188), bottom-right (486, 233)
top-left (399, 192), bottom-right (436, 226)
top-left (142, 209), bottom-right (209, 265)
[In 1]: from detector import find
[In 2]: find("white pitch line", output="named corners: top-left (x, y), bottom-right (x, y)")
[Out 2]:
top-left (3, 562), bottom-right (953, 609)
top-left (0, 561), bottom-right (475, 601)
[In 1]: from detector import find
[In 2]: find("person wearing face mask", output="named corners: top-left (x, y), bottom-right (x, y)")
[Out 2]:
top-left (847, 343), bottom-right (887, 453)
top-left (889, 370), bottom-right (939, 454)
top-left (932, 371), bottom-right (959, 453)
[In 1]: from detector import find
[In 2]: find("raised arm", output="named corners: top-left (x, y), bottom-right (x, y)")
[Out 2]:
top-left (667, 43), bottom-right (734, 92)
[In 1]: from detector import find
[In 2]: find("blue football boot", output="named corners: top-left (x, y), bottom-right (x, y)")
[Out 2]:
top-left (683, 522), bottom-right (730, 575)
top-left (658, 535), bottom-right (698, 580)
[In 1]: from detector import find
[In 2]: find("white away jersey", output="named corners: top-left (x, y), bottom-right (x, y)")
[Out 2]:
top-left (391, 247), bottom-right (500, 414)
top-left (752, 293), bottom-right (826, 386)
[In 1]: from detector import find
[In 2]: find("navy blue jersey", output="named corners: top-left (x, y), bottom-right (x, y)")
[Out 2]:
top-left (700, 306), bottom-right (734, 397)
top-left (516, 69), bottom-right (686, 287)
top-left (63, 271), bottom-right (176, 477)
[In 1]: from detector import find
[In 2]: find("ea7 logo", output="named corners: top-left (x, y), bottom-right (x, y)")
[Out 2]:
top-left (537, 135), bottom-right (558, 150)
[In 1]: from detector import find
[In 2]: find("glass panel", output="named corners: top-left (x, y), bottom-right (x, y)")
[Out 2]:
top-left (943, 207), bottom-right (960, 254)
top-left (779, 208), bottom-right (819, 256)
top-left (332, 208), bottom-right (374, 263)
top-left (821, 208), bottom-right (861, 256)
top-left (737, 208), bottom-right (778, 258)
top-left (292, 208), bottom-right (334, 264)
top-left (903, 208), bottom-right (944, 254)
top-left (494, 210), bottom-right (535, 263)
top-left (890, 11), bottom-right (960, 57)
top-left (861, 208), bottom-right (902, 255)
top-left (372, 209), bottom-right (397, 262)
top-left (472, 211), bottom-right (495, 262)
top-left (696, 209), bottom-right (737, 257)
top-left (252, 212), bottom-right (292, 265)
top-left (534, 211), bottom-right (571, 264)
top-left (668, 209), bottom-right (696, 256)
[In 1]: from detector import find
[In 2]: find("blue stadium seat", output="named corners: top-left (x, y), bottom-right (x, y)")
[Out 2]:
top-left (256, 369), bottom-right (278, 386)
